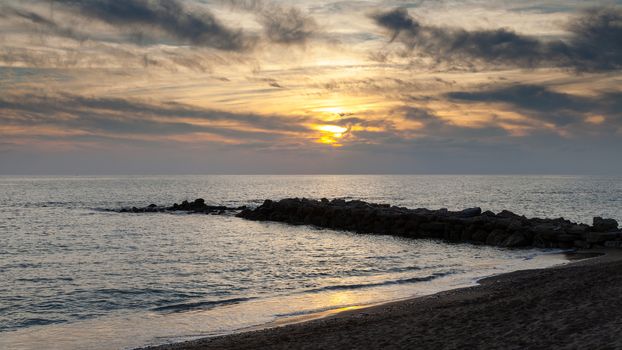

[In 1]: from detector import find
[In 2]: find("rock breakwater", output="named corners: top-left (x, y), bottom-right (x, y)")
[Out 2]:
top-left (237, 198), bottom-right (621, 249)
top-left (115, 198), bottom-right (245, 214)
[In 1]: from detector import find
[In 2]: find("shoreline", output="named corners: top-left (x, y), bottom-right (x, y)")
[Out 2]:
top-left (139, 250), bottom-right (615, 350)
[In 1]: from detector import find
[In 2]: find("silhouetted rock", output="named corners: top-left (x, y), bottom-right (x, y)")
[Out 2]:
top-left (114, 198), bottom-right (246, 215)
top-left (112, 197), bottom-right (619, 250)
top-left (236, 198), bottom-right (619, 249)
top-left (586, 232), bottom-right (620, 243)
top-left (457, 207), bottom-right (482, 218)
top-left (593, 217), bottom-right (618, 232)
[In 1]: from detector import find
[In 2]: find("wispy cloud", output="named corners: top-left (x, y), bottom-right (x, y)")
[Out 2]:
top-left (0, 93), bottom-right (316, 145)
top-left (447, 83), bottom-right (622, 131)
top-left (55, 0), bottom-right (254, 51)
top-left (371, 6), bottom-right (622, 71)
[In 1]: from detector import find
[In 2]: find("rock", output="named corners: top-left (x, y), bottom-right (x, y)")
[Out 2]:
top-left (592, 217), bottom-right (618, 232)
top-left (604, 241), bottom-right (622, 248)
top-left (533, 223), bottom-right (559, 235)
top-left (568, 224), bottom-right (589, 235)
top-left (507, 220), bottom-right (524, 232)
top-left (556, 234), bottom-right (578, 242)
top-left (586, 231), bottom-right (620, 243)
top-left (486, 229), bottom-right (510, 246)
top-left (116, 198), bottom-right (242, 215)
top-left (497, 210), bottom-right (521, 219)
top-left (558, 241), bottom-right (574, 249)
top-left (472, 230), bottom-right (489, 242)
top-left (501, 233), bottom-right (528, 247)
top-left (457, 207), bottom-right (482, 218)
top-left (574, 240), bottom-right (591, 249)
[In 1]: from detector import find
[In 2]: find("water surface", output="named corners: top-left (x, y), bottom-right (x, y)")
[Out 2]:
top-left (1, 175), bottom-right (620, 349)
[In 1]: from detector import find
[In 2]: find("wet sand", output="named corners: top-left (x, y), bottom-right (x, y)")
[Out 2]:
top-left (142, 250), bottom-right (622, 350)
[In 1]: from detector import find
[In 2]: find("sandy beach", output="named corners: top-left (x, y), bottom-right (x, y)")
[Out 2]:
top-left (142, 250), bottom-right (622, 350)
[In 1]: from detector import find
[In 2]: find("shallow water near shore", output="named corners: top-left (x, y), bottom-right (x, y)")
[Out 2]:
top-left (1, 175), bottom-right (621, 350)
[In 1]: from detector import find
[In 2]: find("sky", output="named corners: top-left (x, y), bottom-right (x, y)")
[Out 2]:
top-left (0, 0), bottom-right (621, 174)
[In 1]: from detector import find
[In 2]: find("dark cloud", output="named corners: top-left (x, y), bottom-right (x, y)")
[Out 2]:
top-left (372, 7), bottom-right (419, 42)
top-left (566, 7), bottom-right (622, 71)
top-left (259, 6), bottom-right (316, 44)
top-left (448, 84), bottom-right (622, 128)
top-left (224, 0), bottom-right (317, 44)
top-left (448, 85), bottom-right (590, 112)
top-left (55, 0), bottom-right (253, 51)
top-left (370, 6), bottom-right (622, 71)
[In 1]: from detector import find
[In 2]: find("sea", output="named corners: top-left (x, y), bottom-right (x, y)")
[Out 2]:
top-left (1, 175), bottom-right (621, 350)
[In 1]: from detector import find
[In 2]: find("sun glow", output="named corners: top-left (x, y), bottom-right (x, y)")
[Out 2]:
top-left (316, 106), bottom-right (346, 115)
top-left (317, 125), bottom-right (348, 134)
top-left (314, 124), bottom-right (348, 146)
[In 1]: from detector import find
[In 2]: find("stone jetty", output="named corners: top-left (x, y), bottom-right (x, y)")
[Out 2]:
top-left (237, 198), bottom-right (621, 249)
top-left (116, 198), bottom-right (245, 214)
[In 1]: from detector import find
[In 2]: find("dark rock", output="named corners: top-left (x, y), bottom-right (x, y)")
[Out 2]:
top-left (605, 241), bottom-right (622, 248)
top-left (558, 241), bottom-right (574, 249)
top-left (501, 233), bottom-right (528, 247)
top-left (557, 234), bottom-right (578, 242)
top-left (497, 210), bottom-right (521, 219)
top-left (486, 229), bottom-right (510, 246)
top-left (568, 224), bottom-right (589, 235)
top-left (574, 240), bottom-right (591, 249)
top-left (115, 198), bottom-right (242, 215)
top-left (457, 207), bottom-right (482, 218)
top-left (586, 232), bottom-right (620, 243)
top-left (472, 230), bottom-right (490, 243)
top-left (592, 217), bottom-right (618, 232)
top-left (238, 198), bottom-right (619, 249)
top-left (116, 197), bottom-right (618, 251)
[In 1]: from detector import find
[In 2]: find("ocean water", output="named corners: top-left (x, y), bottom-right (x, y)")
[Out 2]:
top-left (1, 175), bottom-right (621, 350)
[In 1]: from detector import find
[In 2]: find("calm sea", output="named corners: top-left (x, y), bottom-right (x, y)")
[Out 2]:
top-left (1, 175), bottom-right (621, 349)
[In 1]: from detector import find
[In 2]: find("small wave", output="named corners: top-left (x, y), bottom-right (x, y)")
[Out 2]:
top-left (152, 297), bottom-right (255, 313)
top-left (16, 277), bottom-right (74, 283)
top-left (305, 271), bottom-right (459, 293)
top-left (385, 265), bottom-right (423, 273)
top-left (20, 201), bottom-right (75, 208)
top-left (274, 304), bottom-right (361, 318)
top-left (1, 262), bottom-right (43, 269)
top-left (12, 318), bottom-right (65, 330)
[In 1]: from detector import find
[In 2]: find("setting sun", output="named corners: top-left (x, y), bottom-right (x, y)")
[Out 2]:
top-left (317, 125), bottom-right (348, 135)
top-left (314, 125), bottom-right (348, 146)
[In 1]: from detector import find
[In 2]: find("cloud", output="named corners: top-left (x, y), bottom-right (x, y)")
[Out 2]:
top-left (55, 0), bottom-right (254, 51)
top-left (0, 93), bottom-right (314, 144)
top-left (0, 4), bottom-right (84, 40)
top-left (447, 84), bottom-right (622, 129)
top-left (370, 6), bottom-right (622, 71)
top-left (223, 0), bottom-right (317, 45)
top-left (259, 6), bottom-right (316, 45)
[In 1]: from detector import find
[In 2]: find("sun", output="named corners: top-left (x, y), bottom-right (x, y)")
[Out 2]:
top-left (314, 124), bottom-right (348, 146)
